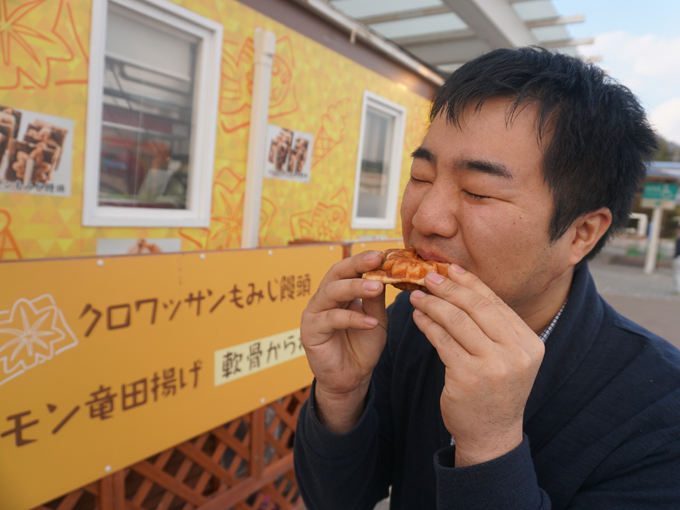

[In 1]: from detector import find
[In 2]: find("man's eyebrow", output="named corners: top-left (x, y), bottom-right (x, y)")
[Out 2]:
top-left (411, 146), bottom-right (436, 164)
top-left (458, 159), bottom-right (514, 180)
top-left (411, 148), bottom-right (514, 180)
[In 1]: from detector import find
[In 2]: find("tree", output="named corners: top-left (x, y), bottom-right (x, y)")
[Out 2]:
top-left (653, 135), bottom-right (680, 162)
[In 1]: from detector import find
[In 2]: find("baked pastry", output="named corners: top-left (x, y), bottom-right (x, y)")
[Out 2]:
top-left (127, 239), bottom-right (163, 254)
top-left (362, 247), bottom-right (450, 291)
top-left (24, 119), bottom-right (67, 171)
top-left (0, 107), bottom-right (21, 138)
top-left (6, 140), bottom-right (57, 183)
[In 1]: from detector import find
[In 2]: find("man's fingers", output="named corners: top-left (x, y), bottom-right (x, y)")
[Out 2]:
top-left (411, 290), bottom-right (490, 356)
top-left (348, 298), bottom-right (364, 313)
top-left (437, 267), bottom-right (544, 362)
top-left (303, 307), bottom-right (380, 342)
top-left (319, 250), bottom-right (385, 288)
top-left (411, 309), bottom-right (472, 365)
top-left (421, 272), bottom-right (517, 345)
top-left (307, 278), bottom-right (384, 314)
top-left (360, 283), bottom-right (387, 326)
top-left (445, 265), bottom-right (525, 330)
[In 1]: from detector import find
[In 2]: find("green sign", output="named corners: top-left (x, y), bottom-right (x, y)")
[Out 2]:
top-left (641, 182), bottom-right (678, 210)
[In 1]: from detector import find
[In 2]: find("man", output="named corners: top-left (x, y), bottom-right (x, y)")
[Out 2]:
top-left (294, 48), bottom-right (680, 509)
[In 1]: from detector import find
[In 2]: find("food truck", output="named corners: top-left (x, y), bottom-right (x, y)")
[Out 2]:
top-left (0, 1), bottom-right (442, 508)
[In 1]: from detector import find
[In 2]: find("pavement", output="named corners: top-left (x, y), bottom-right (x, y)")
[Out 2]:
top-left (589, 252), bottom-right (680, 350)
top-left (371, 251), bottom-right (679, 510)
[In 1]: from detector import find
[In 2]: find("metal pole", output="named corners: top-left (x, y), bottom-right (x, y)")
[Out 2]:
top-left (644, 207), bottom-right (663, 274)
top-left (241, 29), bottom-right (276, 249)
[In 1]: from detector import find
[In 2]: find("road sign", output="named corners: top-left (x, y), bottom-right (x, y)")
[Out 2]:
top-left (641, 182), bottom-right (678, 210)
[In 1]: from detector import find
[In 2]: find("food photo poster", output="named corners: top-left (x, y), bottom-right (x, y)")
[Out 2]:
top-left (264, 123), bottom-right (314, 183)
top-left (0, 106), bottom-right (74, 197)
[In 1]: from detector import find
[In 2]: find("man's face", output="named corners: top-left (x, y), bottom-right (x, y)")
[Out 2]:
top-left (401, 97), bottom-right (573, 312)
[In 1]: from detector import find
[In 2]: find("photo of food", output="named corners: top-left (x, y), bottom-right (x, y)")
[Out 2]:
top-left (264, 124), bottom-right (314, 183)
top-left (0, 106), bottom-right (73, 196)
top-left (0, 107), bottom-right (21, 138)
top-left (95, 238), bottom-right (181, 256)
top-left (0, 130), bottom-right (8, 159)
top-left (23, 118), bottom-right (67, 171)
top-left (290, 136), bottom-right (310, 174)
top-left (268, 128), bottom-right (293, 171)
top-left (0, 109), bottom-right (19, 161)
top-left (6, 140), bottom-right (58, 185)
top-left (127, 239), bottom-right (163, 254)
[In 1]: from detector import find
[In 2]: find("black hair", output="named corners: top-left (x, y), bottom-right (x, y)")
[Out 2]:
top-left (431, 47), bottom-right (657, 263)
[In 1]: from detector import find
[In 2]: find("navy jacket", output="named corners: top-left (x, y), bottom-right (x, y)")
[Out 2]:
top-left (294, 266), bottom-right (680, 509)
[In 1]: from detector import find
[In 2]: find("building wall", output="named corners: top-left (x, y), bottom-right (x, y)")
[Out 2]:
top-left (0, 0), bottom-right (432, 260)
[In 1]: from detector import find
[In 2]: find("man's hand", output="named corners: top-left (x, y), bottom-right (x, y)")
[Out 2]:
top-left (301, 250), bottom-right (388, 434)
top-left (409, 265), bottom-right (545, 467)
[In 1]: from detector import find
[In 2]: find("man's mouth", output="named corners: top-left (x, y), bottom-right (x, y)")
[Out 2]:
top-left (414, 248), bottom-right (450, 264)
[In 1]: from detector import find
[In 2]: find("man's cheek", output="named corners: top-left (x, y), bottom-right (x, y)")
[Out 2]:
top-left (401, 182), bottom-right (423, 213)
top-left (400, 189), bottom-right (419, 238)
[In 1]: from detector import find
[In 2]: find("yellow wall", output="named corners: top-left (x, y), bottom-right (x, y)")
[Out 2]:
top-left (0, 0), bottom-right (431, 260)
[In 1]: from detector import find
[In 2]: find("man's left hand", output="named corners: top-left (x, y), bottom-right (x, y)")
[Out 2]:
top-left (409, 265), bottom-right (545, 467)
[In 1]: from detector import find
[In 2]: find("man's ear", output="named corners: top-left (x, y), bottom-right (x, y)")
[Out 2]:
top-left (567, 207), bottom-right (613, 266)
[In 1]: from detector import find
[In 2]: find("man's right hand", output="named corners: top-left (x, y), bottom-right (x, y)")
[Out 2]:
top-left (300, 250), bottom-right (388, 433)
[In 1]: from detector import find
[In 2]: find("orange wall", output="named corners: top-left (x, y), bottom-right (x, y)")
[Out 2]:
top-left (0, 0), bottom-right (431, 260)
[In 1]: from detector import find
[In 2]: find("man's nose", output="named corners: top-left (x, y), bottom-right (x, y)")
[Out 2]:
top-left (411, 184), bottom-right (459, 238)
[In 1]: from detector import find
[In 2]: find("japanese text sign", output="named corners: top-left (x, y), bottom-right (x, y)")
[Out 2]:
top-left (214, 328), bottom-right (305, 386)
top-left (0, 244), bottom-right (342, 510)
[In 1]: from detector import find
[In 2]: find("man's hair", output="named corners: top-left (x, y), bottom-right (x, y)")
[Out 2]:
top-left (430, 47), bottom-right (657, 263)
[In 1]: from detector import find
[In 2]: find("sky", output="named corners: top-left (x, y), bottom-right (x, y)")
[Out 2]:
top-left (551, 0), bottom-right (680, 145)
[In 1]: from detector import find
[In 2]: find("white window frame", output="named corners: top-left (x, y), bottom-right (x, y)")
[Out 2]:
top-left (82, 0), bottom-right (223, 227)
top-left (351, 91), bottom-right (407, 230)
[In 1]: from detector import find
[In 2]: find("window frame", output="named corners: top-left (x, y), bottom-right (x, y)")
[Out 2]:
top-left (351, 90), bottom-right (407, 231)
top-left (82, 0), bottom-right (223, 227)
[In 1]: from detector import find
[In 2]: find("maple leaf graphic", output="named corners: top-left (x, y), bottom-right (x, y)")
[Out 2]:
top-left (0, 305), bottom-right (56, 364)
top-left (0, 0), bottom-right (73, 89)
top-left (179, 168), bottom-right (277, 250)
top-left (220, 35), bottom-right (299, 133)
top-left (0, 295), bottom-right (78, 386)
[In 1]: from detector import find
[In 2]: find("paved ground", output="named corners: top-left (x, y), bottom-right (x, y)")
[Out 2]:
top-left (589, 253), bottom-right (680, 349)
top-left (371, 253), bottom-right (679, 510)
